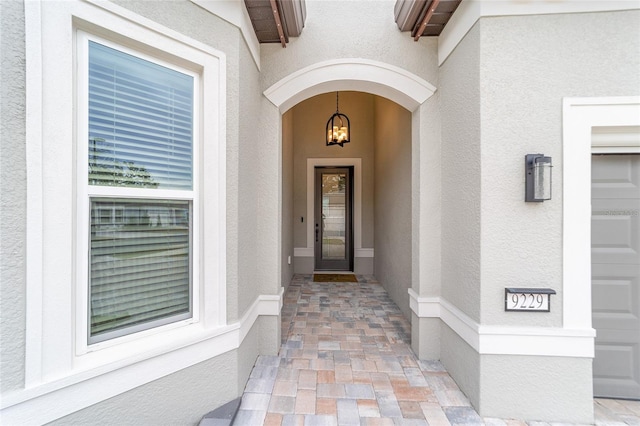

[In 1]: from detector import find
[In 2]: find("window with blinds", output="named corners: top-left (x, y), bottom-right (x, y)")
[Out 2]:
top-left (86, 40), bottom-right (195, 344)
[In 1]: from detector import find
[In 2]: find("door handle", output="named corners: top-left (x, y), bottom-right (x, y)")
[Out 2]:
top-left (315, 224), bottom-right (319, 242)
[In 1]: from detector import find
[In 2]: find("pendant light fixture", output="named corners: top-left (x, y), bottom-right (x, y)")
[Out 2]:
top-left (326, 92), bottom-right (350, 147)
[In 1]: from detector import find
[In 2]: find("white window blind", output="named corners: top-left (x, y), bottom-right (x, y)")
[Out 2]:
top-left (88, 41), bottom-right (193, 190)
top-left (86, 41), bottom-right (195, 344)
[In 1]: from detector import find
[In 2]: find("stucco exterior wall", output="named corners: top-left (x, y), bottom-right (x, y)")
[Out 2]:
top-left (479, 355), bottom-right (593, 422)
top-left (0, 0), bottom-right (27, 394)
top-left (440, 21), bottom-right (482, 324)
top-left (50, 350), bottom-right (239, 426)
top-left (479, 10), bottom-right (640, 328)
top-left (435, 9), bottom-right (640, 422)
top-left (260, 0), bottom-right (438, 104)
top-left (374, 97), bottom-right (412, 319)
top-left (0, 1), bottom-right (276, 423)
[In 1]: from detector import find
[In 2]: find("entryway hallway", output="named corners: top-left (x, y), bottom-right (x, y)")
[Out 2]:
top-left (232, 274), bottom-right (640, 425)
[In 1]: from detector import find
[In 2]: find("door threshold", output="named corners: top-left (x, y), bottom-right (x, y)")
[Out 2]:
top-left (313, 271), bottom-right (355, 274)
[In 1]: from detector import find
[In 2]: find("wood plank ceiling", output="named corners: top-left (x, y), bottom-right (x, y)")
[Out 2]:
top-left (244, 0), bottom-right (461, 47)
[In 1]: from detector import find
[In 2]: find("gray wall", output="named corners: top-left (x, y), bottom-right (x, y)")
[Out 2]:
top-left (1, 0), bottom-right (275, 422)
top-left (373, 97), bottom-right (412, 320)
top-left (281, 110), bottom-right (294, 288)
top-left (440, 19), bottom-right (482, 324)
top-left (438, 10), bottom-right (640, 422)
top-left (260, 1), bottom-right (438, 98)
top-left (51, 349), bottom-right (240, 426)
top-left (479, 10), bottom-right (640, 328)
top-left (0, 0), bottom-right (27, 394)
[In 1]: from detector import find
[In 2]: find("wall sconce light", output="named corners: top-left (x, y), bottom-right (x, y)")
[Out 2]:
top-left (525, 154), bottom-right (552, 202)
top-left (326, 92), bottom-right (350, 147)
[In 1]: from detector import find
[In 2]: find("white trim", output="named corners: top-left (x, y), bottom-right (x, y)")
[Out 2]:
top-left (438, 0), bottom-right (640, 65)
top-left (294, 247), bottom-right (314, 257)
top-left (563, 97), bottom-right (640, 331)
top-left (264, 58), bottom-right (436, 113)
top-left (190, 0), bottom-right (260, 70)
top-left (408, 290), bottom-right (595, 358)
top-left (17, 0), bottom-right (230, 421)
top-left (306, 158), bottom-right (363, 261)
top-left (0, 293), bottom-right (282, 425)
top-left (591, 126), bottom-right (640, 153)
top-left (295, 247), bottom-right (374, 258)
top-left (24, 0), bottom-right (45, 387)
top-left (355, 248), bottom-right (374, 258)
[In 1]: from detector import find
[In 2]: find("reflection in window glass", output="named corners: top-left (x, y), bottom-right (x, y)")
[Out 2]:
top-left (89, 198), bottom-right (191, 342)
top-left (88, 41), bottom-right (194, 190)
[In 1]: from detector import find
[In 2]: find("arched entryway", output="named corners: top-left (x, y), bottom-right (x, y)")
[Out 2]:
top-left (264, 58), bottom-right (441, 359)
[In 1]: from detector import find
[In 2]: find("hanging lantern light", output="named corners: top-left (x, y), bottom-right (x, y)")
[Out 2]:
top-left (326, 92), bottom-right (350, 147)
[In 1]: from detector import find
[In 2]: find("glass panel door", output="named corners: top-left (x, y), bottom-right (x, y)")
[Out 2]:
top-left (315, 167), bottom-right (353, 271)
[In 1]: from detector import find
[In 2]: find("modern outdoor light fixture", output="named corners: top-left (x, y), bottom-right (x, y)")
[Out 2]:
top-left (326, 92), bottom-right (350, 147)
top-left (525, 154), bottom-right (552, 202)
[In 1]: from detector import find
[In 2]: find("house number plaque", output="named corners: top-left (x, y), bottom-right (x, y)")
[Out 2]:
top-left (505, 288), bottom-right (556, 312)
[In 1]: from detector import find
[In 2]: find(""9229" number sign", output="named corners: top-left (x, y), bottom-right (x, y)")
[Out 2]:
top-left (504, 288), bottom-right (556, 312)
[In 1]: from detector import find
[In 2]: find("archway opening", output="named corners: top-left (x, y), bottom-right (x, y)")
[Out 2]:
top-left (281, 91), bottom-right (414, 321)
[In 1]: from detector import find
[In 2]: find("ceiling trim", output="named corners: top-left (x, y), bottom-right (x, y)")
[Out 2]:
top-left (264, 58), bottom-right (436, 112)
top-left (439, 0), bottom-right (640, 66)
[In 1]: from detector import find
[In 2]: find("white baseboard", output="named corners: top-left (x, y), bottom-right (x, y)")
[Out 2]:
top-left (0, 290), bottom-right (283, 424)
top-left (408, 289), bottom-right (595, 358)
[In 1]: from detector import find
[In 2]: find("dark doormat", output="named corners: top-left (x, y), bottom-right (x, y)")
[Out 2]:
top-left (313, 274), bottom-right (358, 283)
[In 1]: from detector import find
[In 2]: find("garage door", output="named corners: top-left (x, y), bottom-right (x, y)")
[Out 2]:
top-left (592, 154), bottom-right (640, 399)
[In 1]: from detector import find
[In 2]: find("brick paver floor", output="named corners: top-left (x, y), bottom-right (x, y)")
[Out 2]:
top-left (233, 274), bottom-right (640, 426)
top-left (235, 274), bottom-right (481, 425)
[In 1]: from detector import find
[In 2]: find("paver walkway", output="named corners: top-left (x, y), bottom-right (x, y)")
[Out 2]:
top-left (235, 274), bottom-right (480, 425)
top-left (234, 274), bottom-right (640, 425)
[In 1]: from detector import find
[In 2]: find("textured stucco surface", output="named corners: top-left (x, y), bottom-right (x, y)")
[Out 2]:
top-left (439, 21), bottom-right (482, 323)
top-left (440, 324), bottom-right (480, 410)
top-left (479, 355), bottom-right (593, 423)
top-left (0, 0), bottom-right (26, 393)
top-left (50, 349), bottom-right (240, 426)
top-left (374, 97), bottom-right (412, 320)
top-left (479, 10), bottom-right (640, 327)
top-left (0, 1), bottom-right (272, 423)
top-left (260, 0), bottom-right (438, 102)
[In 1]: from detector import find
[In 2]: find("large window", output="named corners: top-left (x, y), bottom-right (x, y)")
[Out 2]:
top-left (82, 35), bottom-right (198, 344)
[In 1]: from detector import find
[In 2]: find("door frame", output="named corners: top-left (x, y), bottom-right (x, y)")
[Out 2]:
top-left (314, 166), bottom-right (354, 271)
top-left (562, 96), bottom-right (640, 359)
top-left (299, 158), bottom-right (367, 260)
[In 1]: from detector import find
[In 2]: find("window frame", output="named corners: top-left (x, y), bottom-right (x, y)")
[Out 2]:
top-left (16, 1), bottom-right (232, 420)
top-left (76, 31), bottom-right (202, 351)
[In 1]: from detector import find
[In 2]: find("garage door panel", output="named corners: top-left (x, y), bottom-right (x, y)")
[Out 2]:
top-left (592, 199), bottom-right (640, 264)
top-left (593, 340), bottom-right (640, 399)
top-left (592, 154), bottom-right (640, 199)
top-left (592, 154), bottom-right (640, 400)
top-left (592, 264), bottom-right (640, 329)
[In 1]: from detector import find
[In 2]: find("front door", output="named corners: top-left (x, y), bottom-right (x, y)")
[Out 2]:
top-left (592, 153), bottom-right (640, 399)
top-left (314, 167), bottom-right (353, 271)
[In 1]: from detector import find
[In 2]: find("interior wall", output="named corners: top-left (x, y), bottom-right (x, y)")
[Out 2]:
top-left (373, 97), bottom-right (412, 319)
top-left (281, 110), bottom-right (294, 288)
top-left (291, 91), bottom-right (375, 273)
